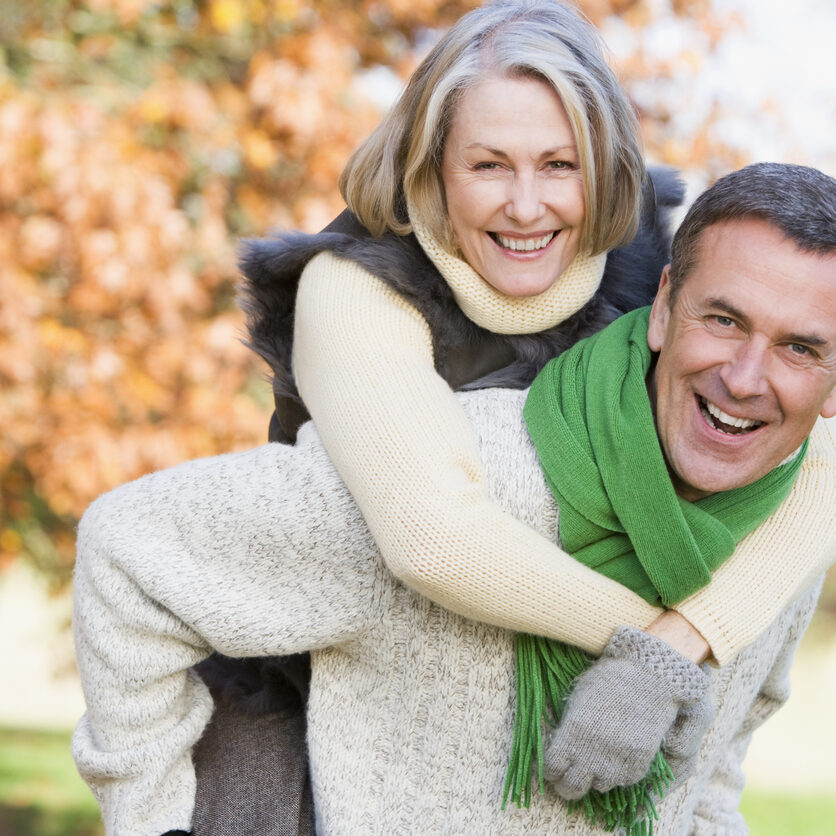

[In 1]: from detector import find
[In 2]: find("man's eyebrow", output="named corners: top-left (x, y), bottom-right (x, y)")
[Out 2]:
top-left (785, 333), bottom-right (828, 347)
top-left (705, 297), bottom-right (829, 347)
top-left (704, 297), bottom-right (746, 320)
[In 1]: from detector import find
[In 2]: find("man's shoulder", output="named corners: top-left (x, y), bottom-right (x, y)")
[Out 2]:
top-left (455, 387), bottom-right (555, 518)
top-left (455, 387), bottom-right (530, 445)
top-left (812, 414), bottom-right (836, 455)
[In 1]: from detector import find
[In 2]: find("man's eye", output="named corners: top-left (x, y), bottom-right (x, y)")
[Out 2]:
top-left (789, 343), bottom-right (811, 356)
top-left (714, 316), bottom-right (734, 327)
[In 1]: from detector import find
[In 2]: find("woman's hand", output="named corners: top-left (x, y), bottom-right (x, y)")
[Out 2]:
top-left (543, 626), bottom-right (712, 799)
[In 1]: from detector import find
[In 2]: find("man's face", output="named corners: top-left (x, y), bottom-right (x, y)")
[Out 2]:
top-left (647, 218), bottom-right (836, 502)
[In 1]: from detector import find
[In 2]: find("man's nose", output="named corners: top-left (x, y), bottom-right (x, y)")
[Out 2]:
top-left (719, 339), bottom-right (770, 399)
top-left (504, 173), bottom-right (545, 226)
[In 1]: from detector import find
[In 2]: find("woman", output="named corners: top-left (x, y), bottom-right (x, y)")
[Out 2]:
top-left (73, 3), bottom-right (833, 835)
top-left (195, 3), bottom-right (676, 829)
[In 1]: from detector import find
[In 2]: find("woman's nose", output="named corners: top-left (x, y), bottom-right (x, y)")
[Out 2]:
top-left (504, 174), bottom-right (545, 226)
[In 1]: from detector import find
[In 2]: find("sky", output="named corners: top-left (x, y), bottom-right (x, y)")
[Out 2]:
top-left (601, 0), bottom-right (836, 178)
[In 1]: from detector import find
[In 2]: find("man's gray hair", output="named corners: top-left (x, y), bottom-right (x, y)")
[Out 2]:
top-left (668, 162), bottom-right (836, 302)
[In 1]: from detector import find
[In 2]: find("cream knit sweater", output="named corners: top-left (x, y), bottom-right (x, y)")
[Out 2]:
top-left (72, 388), bottom-right (834, 836)
top-left (293, 245), bottom-right (836, 663)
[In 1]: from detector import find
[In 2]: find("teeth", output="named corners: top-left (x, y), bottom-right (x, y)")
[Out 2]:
top-left (705, 401), bottom-right (757, 429)
top-left (495, 232), bottom-right (555, 252)
top-left (700, 398), bottom-right (762, 433)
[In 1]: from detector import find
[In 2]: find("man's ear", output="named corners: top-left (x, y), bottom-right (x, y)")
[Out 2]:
top-left (647, 265), bottom-right (672, 352)
top-left (820, 383), bottom-right (836, 420)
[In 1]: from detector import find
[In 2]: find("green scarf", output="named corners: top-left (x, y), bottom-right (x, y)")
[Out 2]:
top-left (504, 307), bottom-right (807, 834)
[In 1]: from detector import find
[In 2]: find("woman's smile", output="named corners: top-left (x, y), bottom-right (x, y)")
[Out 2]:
top-left (489, 230), bottom-right (557, 254)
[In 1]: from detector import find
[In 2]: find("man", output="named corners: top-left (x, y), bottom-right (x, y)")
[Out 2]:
top-left (72, 163), bottom-right (836, 835)
top-left (537, 162), bottom-right (836, 808)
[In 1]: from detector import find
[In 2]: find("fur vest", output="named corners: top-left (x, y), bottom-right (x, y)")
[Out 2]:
top-left (239, 166), bottom-right (684, 443)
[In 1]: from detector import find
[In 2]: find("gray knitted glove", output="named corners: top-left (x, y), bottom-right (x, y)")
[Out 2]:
top-left (661, 689), bottom-right (715, 788)
top-left (543, 626), bottom-right (710, 800)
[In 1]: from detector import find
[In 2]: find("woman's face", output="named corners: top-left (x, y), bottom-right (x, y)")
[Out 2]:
top-left (441, 74), bottom-right (586, 297)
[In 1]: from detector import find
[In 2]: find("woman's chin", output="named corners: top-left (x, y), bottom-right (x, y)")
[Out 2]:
top-left (482, 266), bottom-right (566, 298)
top-left (485, 248), bottom-right (579, 297)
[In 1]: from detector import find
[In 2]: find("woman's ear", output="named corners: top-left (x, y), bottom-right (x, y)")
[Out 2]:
top-left (647, 266), bottom-right (672, 353)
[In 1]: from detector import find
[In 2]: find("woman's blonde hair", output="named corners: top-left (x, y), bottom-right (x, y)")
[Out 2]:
top-left (340, 0), bottom-right (645, 256)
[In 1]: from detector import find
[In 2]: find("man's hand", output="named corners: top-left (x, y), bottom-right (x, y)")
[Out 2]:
top-left (543, 626), bottom-right (712, 799)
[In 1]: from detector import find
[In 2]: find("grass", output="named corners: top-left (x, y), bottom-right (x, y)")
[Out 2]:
top-left (740, 788), bottom-right (836, 836)
top-left (0, 726), bottom-right (102, 836)
top-left (1, 725), bottom-right (835, 835)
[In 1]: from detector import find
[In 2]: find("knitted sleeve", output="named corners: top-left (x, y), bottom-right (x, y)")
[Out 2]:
top-left (295, 253), bottom-right (836, 665)
top-left (676, 416), bottom-right (836, 665)
top-left (293, 251), bottom-right (661, 654)
top-left (71, 436), bottom-right (383, 836)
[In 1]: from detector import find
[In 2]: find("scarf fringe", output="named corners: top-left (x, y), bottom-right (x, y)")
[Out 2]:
top-left (502, 634), bottom-right (674, 834)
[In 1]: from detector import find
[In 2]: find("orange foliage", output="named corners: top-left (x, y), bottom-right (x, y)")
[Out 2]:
top-left (0, 0), bottom-right (481, 580)
top-left (0, 0), bottom-right (815, 582)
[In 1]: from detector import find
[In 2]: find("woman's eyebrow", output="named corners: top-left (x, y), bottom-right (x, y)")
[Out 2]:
top-left (462, 142), bottom-right (578, 158)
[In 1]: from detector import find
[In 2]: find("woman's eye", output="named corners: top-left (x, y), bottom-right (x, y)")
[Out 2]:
top-left (548, 160), bottom-right (573, 170)
top-left (474, 162), bottom-right (500, 171)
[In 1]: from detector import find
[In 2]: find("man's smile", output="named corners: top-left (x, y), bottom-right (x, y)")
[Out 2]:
top-left (696, 395), bottom-right (765, 436)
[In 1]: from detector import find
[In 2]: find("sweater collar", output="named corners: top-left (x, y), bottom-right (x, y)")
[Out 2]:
top-left (408, 202), bottom-right (606, 336)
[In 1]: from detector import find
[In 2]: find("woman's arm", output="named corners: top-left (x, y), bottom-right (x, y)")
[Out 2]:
top-left (294, 251), bottom-right (661, 655)
top-left (294, 253), bottom-right (836, 662)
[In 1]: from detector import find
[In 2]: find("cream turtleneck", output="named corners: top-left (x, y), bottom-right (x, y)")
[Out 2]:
top-left (409, 211), bottom-right (607, 334)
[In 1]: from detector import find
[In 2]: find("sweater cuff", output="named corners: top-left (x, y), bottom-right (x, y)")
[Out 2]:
top-left (605, 626), bottom-right (709, 701)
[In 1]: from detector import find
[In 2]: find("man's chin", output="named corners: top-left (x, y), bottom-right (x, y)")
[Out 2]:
top-left (671, 454), bottom-right (763, 501)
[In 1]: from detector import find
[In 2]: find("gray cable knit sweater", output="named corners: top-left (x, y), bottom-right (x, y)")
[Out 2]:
top-left (72, 388), bottom-right (823, 836)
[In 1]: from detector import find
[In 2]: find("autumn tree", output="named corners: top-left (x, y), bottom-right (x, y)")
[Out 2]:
top-left (1, 0), bottom-right (832, 584)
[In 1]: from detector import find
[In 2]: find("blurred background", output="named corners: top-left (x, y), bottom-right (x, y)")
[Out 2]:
top-left (0, 0), bottom-right (834, 833)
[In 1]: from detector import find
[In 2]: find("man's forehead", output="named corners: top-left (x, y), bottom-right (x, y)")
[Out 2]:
top-left (691, 218), bottom-right (836, 275)
top-left (684, 219), bottom-right (836, 340)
